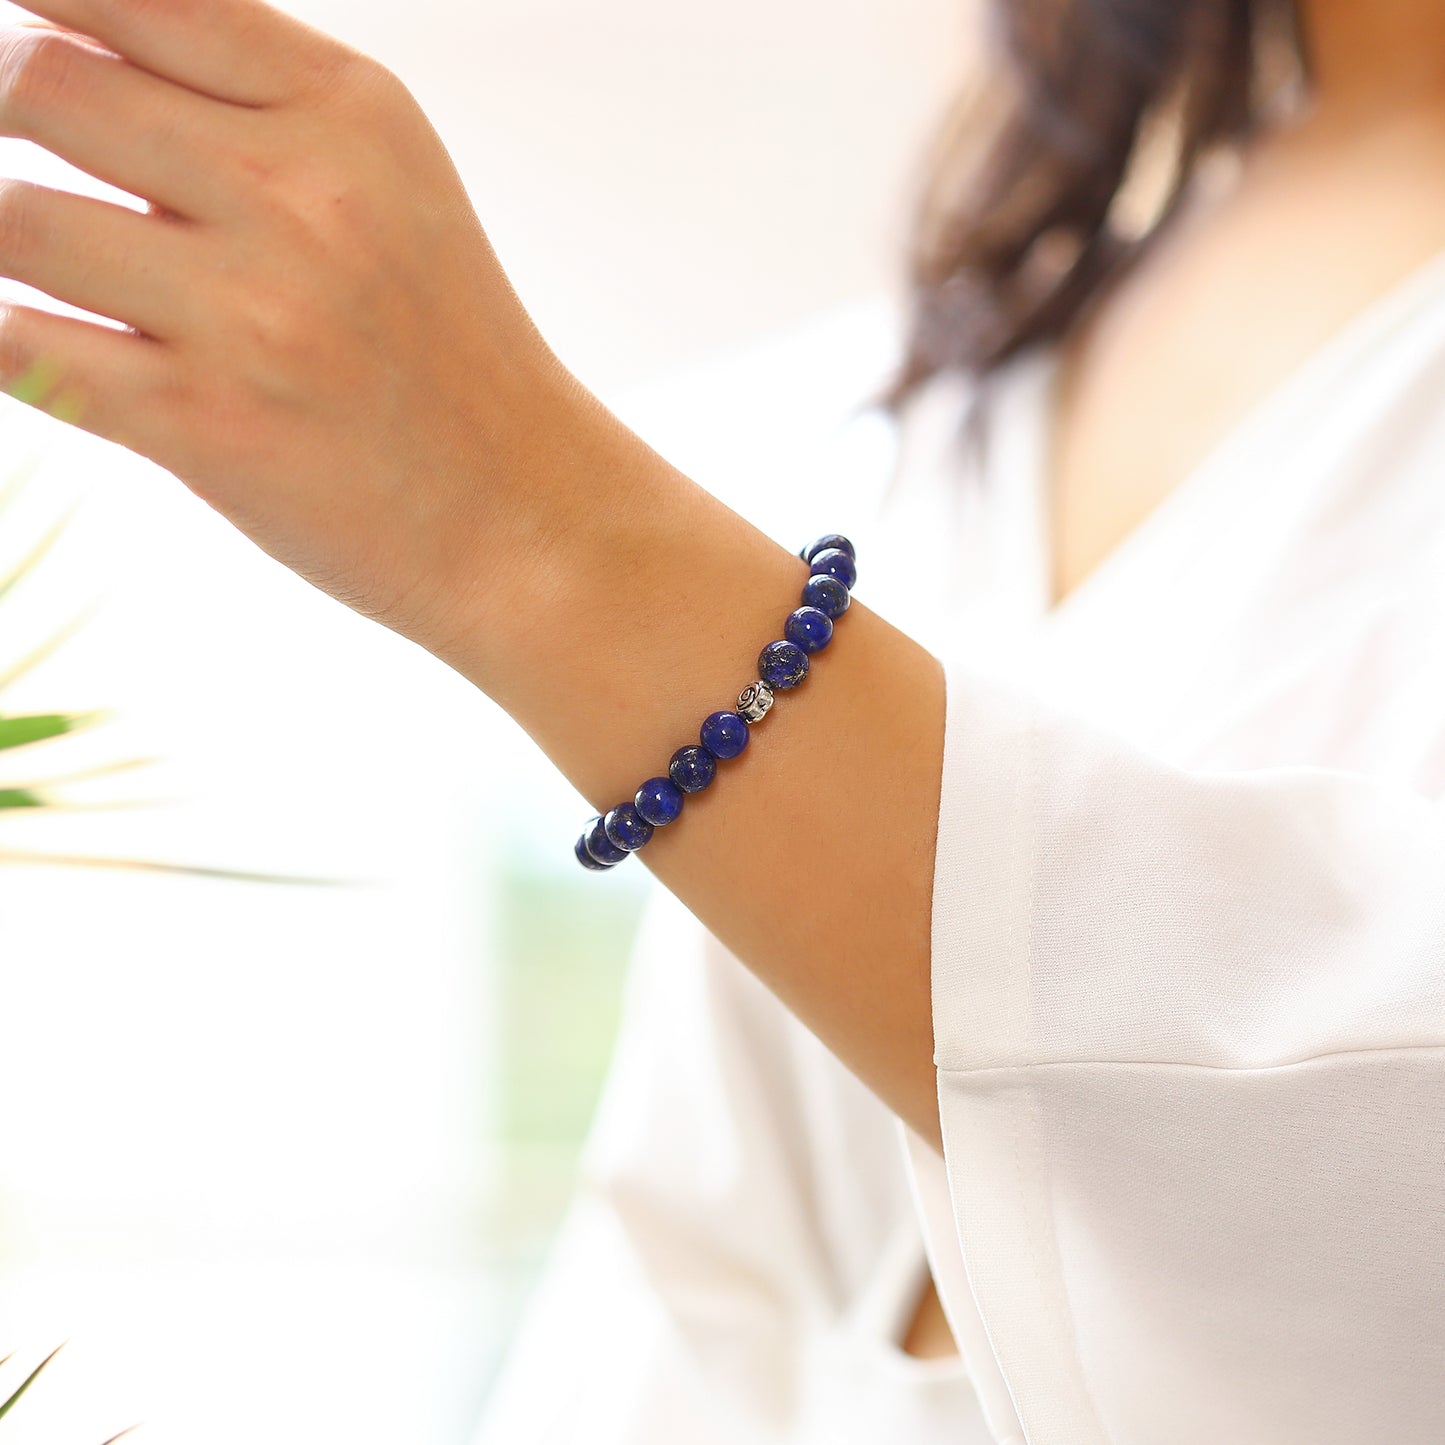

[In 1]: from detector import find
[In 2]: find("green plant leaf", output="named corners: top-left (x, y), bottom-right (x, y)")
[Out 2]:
top-left (0, 509), bottom-right (77, 607)
top-left (0, 606), bottom-right (100, 695)
top-left (0, 462), bottom-right (324, 896)
top-left (0, 846), bottom-right (352, 886)
top-left (0, 711), bottom-right (107, 753)
top-left (0, 1342), bottom-right (65, 1421)
top-left (4, 755), bottom-right (160, 792)
top-left (0, 453), bottom-right (41, 516)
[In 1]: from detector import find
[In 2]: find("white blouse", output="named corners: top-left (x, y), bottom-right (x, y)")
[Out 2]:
top-left (473, 246), bottom-right (1445, 1444)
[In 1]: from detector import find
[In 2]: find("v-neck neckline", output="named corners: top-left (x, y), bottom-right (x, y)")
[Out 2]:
top-left (1011, 240), bottom-right (1445, 636)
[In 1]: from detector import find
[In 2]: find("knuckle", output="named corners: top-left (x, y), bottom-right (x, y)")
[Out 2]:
top-left (0, 31), bottom-right (83, 123)
top-left (228, 135), bottom-right (291, 202)
top-left (288, 43), bottom-right (364, 109)
top-left (308, 47), bottom-right (394, 110)
top-left (234, 283), bottom-right (324, 376)
top-left (341, 53), bottom-right (410, 111)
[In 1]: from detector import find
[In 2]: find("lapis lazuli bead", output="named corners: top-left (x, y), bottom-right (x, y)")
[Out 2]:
top-left (585, 816), bottom-right (629, 866)
top-left (784, 605), bottom-right (833, 654)
top-left (800, 533), bottom-right (856, 564)
top-left (635, 775), bottom-right (684, 826)
top-left (700, 710), bottom-right (750, 760)
top-left (802, 573), bottom-right (850, 620)
top-left (759, 639), bottom-right (810, 690)
top-left (669, 744), bottom-right (718, 794)
top-left (809, 547), bottom-right (857, 591)
top-left (575, 831), bottom-right (612, 870)
top-left (604, 802), bottom-right (654, 852)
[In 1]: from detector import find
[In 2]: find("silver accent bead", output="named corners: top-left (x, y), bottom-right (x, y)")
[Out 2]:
top-left (737, 680), bottom-right (774, 723)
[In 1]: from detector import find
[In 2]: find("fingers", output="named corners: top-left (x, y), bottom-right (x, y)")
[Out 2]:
top-left (0, 298), bottom-right (173, 452)
top-left (0, 178), bottom-right (199, 338)
top-left (7, 0), bottom-right (360, 108)
top-left (0, 26), bottom-right (254, 220)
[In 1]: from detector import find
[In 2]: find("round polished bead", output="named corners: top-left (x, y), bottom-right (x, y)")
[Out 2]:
top-left (784, 605), bottom-right (834, 654)
top-left (759, 639), bottom-right (810, 690)
top-left (635, 775), bottom-right (684, 826)
top-left (700, 710), bottom-right (750, 760)
top-left (669, 744), bottom-right (718, 794)
top-left (809, 546), bottom-right (857, 590)
top-left (799, 533), bottom-right (856, 564)
top-left (737, 680), bottom-right (774, 723)
top-left (584, 816), bottom-right (629, 866)
top-left (604, 802), bottom-right (654, 852)
top-left (575, 831), bottom-right (613, 870)
top-left (802, 573), bottom-right (851, 620)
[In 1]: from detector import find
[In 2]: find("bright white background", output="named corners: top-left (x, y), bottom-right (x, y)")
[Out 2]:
top-left (0, 1), bottom-right (973, 1440)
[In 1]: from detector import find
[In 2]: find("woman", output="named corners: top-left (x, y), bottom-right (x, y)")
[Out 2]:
top-left (0, 0), bottom-right (1441, 1438)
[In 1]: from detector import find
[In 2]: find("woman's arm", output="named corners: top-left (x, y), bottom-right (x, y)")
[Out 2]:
top-left (0, 1), bottom-right (947, 1145)
top-left (437, 371), bottom-right (947, 1152)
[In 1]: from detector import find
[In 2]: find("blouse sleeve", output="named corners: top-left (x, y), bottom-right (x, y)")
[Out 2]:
top-left (470, 885), bottom-right (964, 1445)
top-left (929, 655), bottom-right (1445, 1445)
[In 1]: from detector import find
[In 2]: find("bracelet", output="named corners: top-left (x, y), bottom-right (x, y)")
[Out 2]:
top-left (574, 532), bottom-right (858, 871)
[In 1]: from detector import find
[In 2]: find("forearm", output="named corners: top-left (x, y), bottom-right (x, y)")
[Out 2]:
top-left (0, 5), bottom-right (945, 1146)
top-left (429, 363), bottom-right (947, 1150)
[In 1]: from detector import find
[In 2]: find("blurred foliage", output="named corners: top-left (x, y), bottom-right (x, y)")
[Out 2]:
top-left (0, 443), bottom-right (649, 1424)
top-left (0, 458), bottom-right (335, 883)
top-left (484, 857), bottom-right (647, 1263)
top-left (0, 1346), bottom-right (136, 1442)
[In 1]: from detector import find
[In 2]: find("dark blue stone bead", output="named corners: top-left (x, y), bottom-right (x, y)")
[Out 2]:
top-left (669, 744), bottom-right (718, 794)
top-left (584, 816), bottom-right (629, 866)
top-left (604, 802), bottom-right (654, 852)
top-left (575, 831), bottom-right (613, 870)
top-left (809, 547), bottom-right (857, 590)
top-left (784, 605), bottom-right (833, 654)
top-left (700, 710), bottom-right (750, 760)
top-left (802, 572), bottom-right (850, 619)
top-left (800, 533), bottom-right (856, 563)
top-left (758, 639), bottom-right (810, 689)
top-left (635, 775), bottom-right (684, 826)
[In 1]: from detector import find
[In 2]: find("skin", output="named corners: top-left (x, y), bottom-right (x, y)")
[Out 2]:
top-left (0, 0), bottom-right (1438, 1372)
top-left (0, 4), bottom-right (944, 1148)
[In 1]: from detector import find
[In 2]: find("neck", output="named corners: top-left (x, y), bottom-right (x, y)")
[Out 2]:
top-left (1298, 0), bottom-right (1445, 125)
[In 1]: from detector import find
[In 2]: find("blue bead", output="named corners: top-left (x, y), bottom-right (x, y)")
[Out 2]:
top-left (669, 744), bottom-right (718, 794)
top-left (802, 573), bottom-right (850, 619)
top-left (585, 816), bottom-right (629, 866)
top-left (604, 802), bottom-right (654, 852)
top-left (635, 775), bottom-right (684, 826)
top-left (758, 639), bottom-right (810, 689)
top-left (784, 605), bottom-right (833, 654)
top-left (809, 547), bottom-right (857, 590)
top-left (575, 831), bottom-right (613, 870)
top-left (700, 710), bottom-right (750, 760)
top-left (800, 533), bottom-right (856, 563)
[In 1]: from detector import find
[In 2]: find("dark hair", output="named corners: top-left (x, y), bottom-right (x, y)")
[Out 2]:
top-left (875, 0), bottom-right (1308, 414)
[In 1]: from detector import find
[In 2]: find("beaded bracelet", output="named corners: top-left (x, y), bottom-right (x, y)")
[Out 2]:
top-left (574, 532), bottom-right (858, 871)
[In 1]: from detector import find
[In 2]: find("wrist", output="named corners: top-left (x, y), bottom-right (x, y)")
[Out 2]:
top-left (416, 362), bottom-right (820, 814)
top-left (412, 353), bottom-right (690, 695)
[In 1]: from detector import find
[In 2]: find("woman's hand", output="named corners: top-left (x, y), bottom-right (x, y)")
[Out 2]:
top-left (0, 0), bottom-right (950, 1152)
top-left (0, 0), bottom-right (573, 651)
